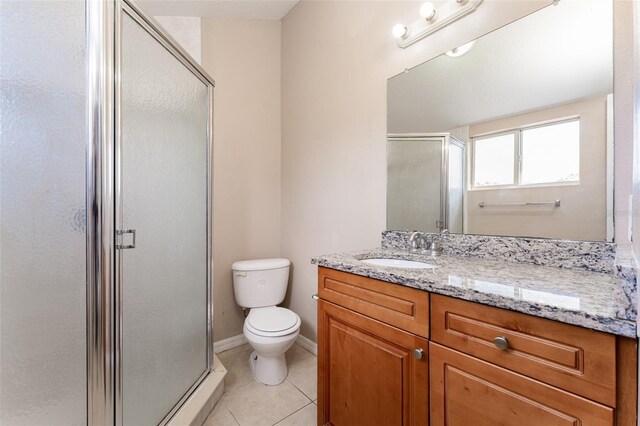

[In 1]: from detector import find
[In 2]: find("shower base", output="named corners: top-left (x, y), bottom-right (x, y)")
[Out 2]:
top-left (167, 355), bottom-right (227, 426)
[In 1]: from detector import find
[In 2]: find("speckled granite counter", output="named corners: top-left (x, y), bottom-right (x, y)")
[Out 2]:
top-left (311, 248), bottom-right (637, 338)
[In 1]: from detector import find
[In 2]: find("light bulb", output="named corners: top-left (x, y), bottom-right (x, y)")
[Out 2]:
top-left (392, 24), bottom-right (409, 39)
top-left (420, 2), bottom-right (436, 21)
top-left (445, 40), bottom-right (477, 57)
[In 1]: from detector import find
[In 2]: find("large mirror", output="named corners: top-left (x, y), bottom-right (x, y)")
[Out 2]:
top-left (387, 0), bottom-right (613, 242)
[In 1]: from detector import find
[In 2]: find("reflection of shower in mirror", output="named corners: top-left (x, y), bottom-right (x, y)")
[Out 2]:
top-left (387, 0), bottom-right (613, 242)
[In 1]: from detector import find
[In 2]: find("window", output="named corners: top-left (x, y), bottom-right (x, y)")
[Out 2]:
top-left (473, 133), bottom-right (515, 187)
top-left (472, 118), bottom-right (580, 189)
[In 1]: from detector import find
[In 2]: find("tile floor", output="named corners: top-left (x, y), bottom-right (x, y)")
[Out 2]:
top-left (203, 343), bottom-right (317, 426)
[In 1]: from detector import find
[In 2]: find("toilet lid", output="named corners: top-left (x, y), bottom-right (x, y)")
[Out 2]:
top-left (248, 307), bottom-right (298, 333)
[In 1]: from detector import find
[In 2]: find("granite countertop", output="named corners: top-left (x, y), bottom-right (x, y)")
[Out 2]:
top-left (311, 248), bottom-right (637, 338)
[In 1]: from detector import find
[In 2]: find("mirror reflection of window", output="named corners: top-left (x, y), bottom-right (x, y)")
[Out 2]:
top-left (473, 134), bottom-right (515, 187)
top-left (521, 120), bottom-right (580, 185)
top-left (472, 118), bottom-right (580, 189)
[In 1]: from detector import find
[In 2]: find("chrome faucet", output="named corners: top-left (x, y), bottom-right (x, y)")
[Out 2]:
top-left (409, 232), bottom-right (430, 254)
top-left (410, 231), bottom-right (443, 256)
top-left (409, 232), bottom-right (423, 253)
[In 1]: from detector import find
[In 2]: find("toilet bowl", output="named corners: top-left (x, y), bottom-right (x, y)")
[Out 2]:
top-left (232, 258), bottom-right (301, 385)
top-left (243, 306), bottom-right (301, 385)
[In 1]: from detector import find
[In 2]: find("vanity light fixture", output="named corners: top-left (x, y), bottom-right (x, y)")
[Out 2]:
top-left (419, 2), bottom-right (436, 21)
top-left (445, 39), bottom-right (477, 57)
top-left (394, 0), bottom-right (483, 49)
top-left (392, 24), bottom-right (410, 40)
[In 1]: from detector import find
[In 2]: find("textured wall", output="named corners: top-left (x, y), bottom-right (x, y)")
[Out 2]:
top-left (155, 16), bottom-right (202, 63)
top-left (281, 0), bottom-right (551, 341)
top-left (201, 18), bottom-right (282, 341)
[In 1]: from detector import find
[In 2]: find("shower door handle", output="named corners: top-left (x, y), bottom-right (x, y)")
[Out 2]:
top-left (116, 229), bottom-right (136, 249)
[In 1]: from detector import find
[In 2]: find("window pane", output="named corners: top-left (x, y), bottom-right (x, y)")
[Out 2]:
top-left (474, 134), bottom-right (515, 186)
top-left (521, 120), bottom-right (579, 185)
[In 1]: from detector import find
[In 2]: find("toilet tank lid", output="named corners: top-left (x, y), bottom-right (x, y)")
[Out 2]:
top-left (232, 258), bottom-right (290, 271)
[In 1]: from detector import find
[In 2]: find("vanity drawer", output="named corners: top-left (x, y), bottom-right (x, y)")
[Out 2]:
top-left (318, 267), bottom-right (429, 338)
top-left (430, 294), bottom-right (616, 406)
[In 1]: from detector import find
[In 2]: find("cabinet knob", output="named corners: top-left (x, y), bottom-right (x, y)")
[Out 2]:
top-left (312, 294), bottom-right (319, 301)
top-left (493, 336), bottom-right (509, 350)
top-left (412, 348), bottom-right (425, 360)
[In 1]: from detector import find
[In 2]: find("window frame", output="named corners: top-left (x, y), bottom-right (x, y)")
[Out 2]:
top-left (470, 117), bottom-right (580, 191)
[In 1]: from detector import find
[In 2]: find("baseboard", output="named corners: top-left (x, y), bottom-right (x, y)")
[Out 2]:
top-left (296, 334), bottom-right (318, 356)
top-left (214, 332), bottom-right (317, 356)
top-left (213, 333), bottom-right (247, 353)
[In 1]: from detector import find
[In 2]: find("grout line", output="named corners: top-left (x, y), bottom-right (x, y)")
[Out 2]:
top-left (285, 377), bottom-right (315, 402)
top-left (272, 401), bottom-right (314, 426)
top-left (227, 406), bottom-right (241, 426)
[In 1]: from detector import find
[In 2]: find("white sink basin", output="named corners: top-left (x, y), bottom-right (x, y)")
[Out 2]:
top-left (360, 258), bottom-right (437, 269)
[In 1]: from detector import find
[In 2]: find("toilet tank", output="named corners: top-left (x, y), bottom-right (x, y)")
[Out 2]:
top-left (232, 258), bottom-right (291, 308)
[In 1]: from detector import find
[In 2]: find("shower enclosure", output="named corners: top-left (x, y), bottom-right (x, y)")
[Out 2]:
top-left (387, 133), bottom-right (465, 234)
top-left (1, 0), bottom-right (214, 424)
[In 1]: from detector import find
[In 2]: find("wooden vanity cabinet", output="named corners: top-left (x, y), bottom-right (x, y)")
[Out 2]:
top-left (316, 268), bottom-right (638, 426)
top-left (317, 267), bottom-right (429, 426)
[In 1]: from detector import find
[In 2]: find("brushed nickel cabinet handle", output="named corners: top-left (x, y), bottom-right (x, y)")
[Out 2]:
top-left (493, 336), bottom-right (509, 350)
top-left (412, 348), bottom-right (425, 360)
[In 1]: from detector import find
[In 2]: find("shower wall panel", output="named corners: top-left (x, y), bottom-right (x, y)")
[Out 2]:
top-left (0, 1), bottom-right (87, 424)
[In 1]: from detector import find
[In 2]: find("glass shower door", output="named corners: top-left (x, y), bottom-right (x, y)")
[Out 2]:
top-left (0, 1), bottom-right (87, 424)
top-left (118, 9), bottom-right (210, 425)
top-left (387, 136), bottom-right (444, 232)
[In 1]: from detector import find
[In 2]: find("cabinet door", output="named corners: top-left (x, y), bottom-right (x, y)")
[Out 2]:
top-left (430, 343), bottom-right (614, 426)
top-left (318, 300), bottom-right (429, 426)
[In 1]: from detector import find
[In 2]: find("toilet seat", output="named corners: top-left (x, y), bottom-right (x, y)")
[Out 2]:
top-left (246, 307), bottom-right (300, 337)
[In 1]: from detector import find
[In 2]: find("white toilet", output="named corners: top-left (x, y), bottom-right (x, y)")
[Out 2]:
top-left (232, 258), bottom-right (301, 385)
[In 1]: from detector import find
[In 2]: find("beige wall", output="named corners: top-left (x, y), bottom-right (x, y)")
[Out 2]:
top-left (634, 1), bottom-right (640, 255)
top-left (201, 18), bottom-right (282, 341)
top-left (154, 16), bottom-right (202, 63)
top-left (616, 1), bottom-right (636, 250)
top-left (196, 0), bottom-right (635, 345)
top-left (619, 0), bottom-right (640, 411)
top-left (281, 0), bottom-right (551, 342)
top-left (466, 97), bottom-right (609, 241)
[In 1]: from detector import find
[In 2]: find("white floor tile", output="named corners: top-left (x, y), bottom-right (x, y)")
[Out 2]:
top-left (218, 343), bottom-right (251, 361)
top-left (219, 344), bottom-right (255, 391)
top-left (223, 379), bottom-right (310, 426)
top-left (216, 343), bottom-right (318, 426)
top-left (286, 351), bottom-right (317, 401)
top-left (286, 343), bottom-right (315, 363)
top-left (202, 401), bottom-right (239, 426)
top-left (274, 403), bottom-right (317, 426)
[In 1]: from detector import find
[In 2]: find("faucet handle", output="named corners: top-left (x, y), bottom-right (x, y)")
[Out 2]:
top-left (419, 236), bottom-right (432, 254)
top-left (430, 240), bottom-right (443, 256)
top-left (409, 231), bottom-right (422, 252)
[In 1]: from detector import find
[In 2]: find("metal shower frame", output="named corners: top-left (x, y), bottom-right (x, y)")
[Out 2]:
top-left (86, 0), bottom-right (215, 424)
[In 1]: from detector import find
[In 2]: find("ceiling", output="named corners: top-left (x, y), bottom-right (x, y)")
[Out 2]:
top-left (138, 0), bottom-right (299, 20)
